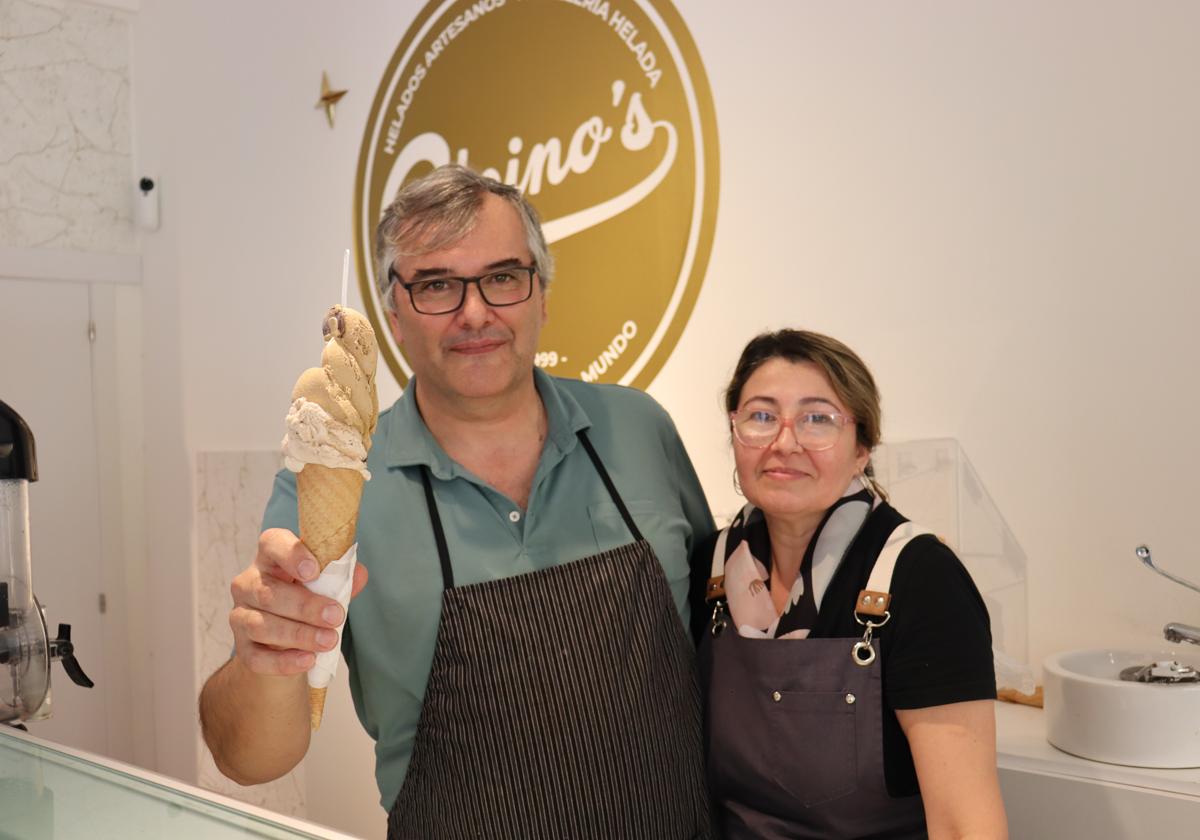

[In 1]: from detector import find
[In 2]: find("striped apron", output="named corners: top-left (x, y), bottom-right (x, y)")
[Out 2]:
top-left (387, 431), bottom-right (709, 839)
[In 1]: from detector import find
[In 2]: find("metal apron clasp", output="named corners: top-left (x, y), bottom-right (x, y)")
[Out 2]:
top-left (710, 600), bottom-right (728, 637)
top-left (852, 610), bottom-right (891, 666)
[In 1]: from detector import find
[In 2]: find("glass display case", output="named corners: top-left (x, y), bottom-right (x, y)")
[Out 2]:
top-left (0, 725), bottom-right (358, 840)
top-left (873, 438), bottom-right (1030, 667)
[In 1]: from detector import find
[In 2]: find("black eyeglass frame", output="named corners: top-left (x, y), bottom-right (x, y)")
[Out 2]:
top-left (386, 265), bottom-right (538, 315)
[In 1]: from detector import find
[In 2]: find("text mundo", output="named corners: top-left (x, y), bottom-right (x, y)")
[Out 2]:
top-left (580, 320), bottom-right (638, 382)
top-left (384, 79), bottom-right (679, 245)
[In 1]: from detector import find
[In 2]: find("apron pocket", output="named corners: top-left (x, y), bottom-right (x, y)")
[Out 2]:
top-left (765, 689), bottom-right (858, 807)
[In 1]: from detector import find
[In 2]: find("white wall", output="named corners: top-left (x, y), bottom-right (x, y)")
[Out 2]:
top-left (70, 0), bottom-right (1200, 832)
top-left (0, 0), bottom-right (156, 771)
top-left (667, 0), bottom-right (1200, 666)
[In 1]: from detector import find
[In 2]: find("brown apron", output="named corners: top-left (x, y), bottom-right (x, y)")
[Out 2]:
top-left (702, 522), bottom-right (929, 839)
top-left (387, 431), bottom-right (710, 839)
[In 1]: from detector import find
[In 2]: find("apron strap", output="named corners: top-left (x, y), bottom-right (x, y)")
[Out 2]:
top-left (852, 520), bottom-right (935, 666)
top-left (706, 503), bottom-right (755, 602)
top-left (709, 503), bottom-right (756, 579)
top-left (578, 431), bottom-right (645, 543)
top-left (855, 521), bottom-right (935, 618)
top-left (711, 527), bottom-right (731, 579)
top-left (420, 466), bottom-right (455, 590)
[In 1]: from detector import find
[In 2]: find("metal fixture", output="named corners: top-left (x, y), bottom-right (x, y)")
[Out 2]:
top-left (1135, 545), bottom-right (1200, 649)
top-left (1164, 623), bottom-right (1200, 646)
top-left (2, 399), bottom-right (93, 725)
top-left (1135, 545), bottom-right (1200, 596)
top-left (1119, 659), bottom-right (1200, 684)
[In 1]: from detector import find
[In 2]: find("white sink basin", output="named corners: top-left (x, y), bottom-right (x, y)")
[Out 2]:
top-left (1043, 648), bottom-right (1200, 768)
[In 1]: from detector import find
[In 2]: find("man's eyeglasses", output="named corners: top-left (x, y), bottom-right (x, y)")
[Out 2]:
top-left (388, 265), bottom-right (537, 315)
top-left (730, 408), bottom-right (854, 450)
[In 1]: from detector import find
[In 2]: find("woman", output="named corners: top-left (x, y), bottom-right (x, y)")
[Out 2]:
top-left (694, 329), bottom-right (1008, 839)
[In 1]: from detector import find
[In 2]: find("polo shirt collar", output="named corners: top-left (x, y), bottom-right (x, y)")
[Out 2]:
top-left (382, 368), bottom-right (591, 480)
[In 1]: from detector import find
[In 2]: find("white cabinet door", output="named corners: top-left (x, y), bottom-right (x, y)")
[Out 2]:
top-left (0, 277), bottom-right (110, 757)
top-left (1000, 766), bottom-right (1200, 838)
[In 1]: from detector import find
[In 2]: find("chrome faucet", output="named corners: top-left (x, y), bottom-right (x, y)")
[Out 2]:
top-left (1137, 545), bottom-right (1200, 646)
top-left (1164, 623), bottom-right (1200, 646)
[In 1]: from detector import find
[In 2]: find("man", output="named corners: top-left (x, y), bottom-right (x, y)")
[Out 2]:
top-left (200, 164), bottom-right (715, 838)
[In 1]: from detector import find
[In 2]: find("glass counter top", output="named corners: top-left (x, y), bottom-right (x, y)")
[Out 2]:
top-left (0, 725), bottom-right (359, 839)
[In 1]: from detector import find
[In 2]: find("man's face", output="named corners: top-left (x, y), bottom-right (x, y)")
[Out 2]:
top-left (386, 194), bottom-right (548, 405)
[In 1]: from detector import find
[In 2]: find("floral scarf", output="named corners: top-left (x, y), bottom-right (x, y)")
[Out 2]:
top-left (720, 478), bottom-right (877, 639)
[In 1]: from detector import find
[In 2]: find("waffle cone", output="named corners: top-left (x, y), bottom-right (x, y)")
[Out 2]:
top-left (297, 463), bottom-right (363, 730)
top-left (309, 686), bottom-right (329, 730)
top-left (297, 463), bottom-right (364, 569)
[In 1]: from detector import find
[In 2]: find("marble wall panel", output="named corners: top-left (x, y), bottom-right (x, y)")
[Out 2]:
top-left (0, 0), bottom-right (134, 252)
top-left (195, 450), bottom-right (306, 818)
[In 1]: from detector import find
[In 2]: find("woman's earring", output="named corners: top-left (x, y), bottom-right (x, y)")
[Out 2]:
top-left (858, 470), bottom-right (877, 499)
top-left (733, 467), bottom-right (743, 497)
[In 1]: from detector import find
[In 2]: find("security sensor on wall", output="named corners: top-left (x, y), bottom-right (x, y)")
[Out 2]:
top-left (135, 176), bottom-right (160, 231)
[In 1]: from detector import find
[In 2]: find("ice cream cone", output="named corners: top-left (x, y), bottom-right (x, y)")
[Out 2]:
top-left (297, 464), bottom-right (365, 567)
top-left (297, 463), bottom-right (364, 730)
top-left (283, 305), bottom-right (378, 731)
top-left (308, 685), bottom-right (329, 731)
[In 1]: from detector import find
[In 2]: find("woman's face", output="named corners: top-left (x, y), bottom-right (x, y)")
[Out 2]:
top-left (732, 358), bottom-right (869, 522)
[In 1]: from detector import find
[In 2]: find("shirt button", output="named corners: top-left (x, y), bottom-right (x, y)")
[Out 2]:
top-left (508, 510), bottom-right (521, 523)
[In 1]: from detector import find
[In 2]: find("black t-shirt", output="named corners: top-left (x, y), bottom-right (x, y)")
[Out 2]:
top-left (689, 501), bottom-right (997, 796)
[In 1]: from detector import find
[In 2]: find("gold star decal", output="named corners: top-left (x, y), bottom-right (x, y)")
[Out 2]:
top-left (316, 72), bottom-right (348, 128)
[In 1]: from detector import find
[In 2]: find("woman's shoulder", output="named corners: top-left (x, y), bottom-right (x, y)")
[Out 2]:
top-left (813, 502), bottom-right (979, 630)
top-left (698, 505), bottom-right (763, 558)
top-left (891, 529), bottom-right (986, 606)
top-left (855, 502), bottom-right (976, 590)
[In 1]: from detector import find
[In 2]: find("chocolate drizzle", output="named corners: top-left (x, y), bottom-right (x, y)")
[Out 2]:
top-left (322, 306), bottom-right (347, 341)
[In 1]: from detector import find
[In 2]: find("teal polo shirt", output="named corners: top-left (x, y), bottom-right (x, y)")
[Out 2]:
top-left (262, 369), bottom-right (714, 809)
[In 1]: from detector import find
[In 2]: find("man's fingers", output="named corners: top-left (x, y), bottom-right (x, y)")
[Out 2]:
top-left (257, 528), bottom-right (319, 583)
top-left (232, 606), bottom-right (340, 654)
top-left (241, 643), bottom-right (316, 677)
top-left (232, 529), bottom-right (355, 681)
top-left (228, 529), bottom-right (349, 679)
top-left (235, 574), bottom-right (343, 628)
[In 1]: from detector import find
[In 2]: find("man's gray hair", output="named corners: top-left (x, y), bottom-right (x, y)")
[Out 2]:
top-left (374, 164), bottom-right (554, 312)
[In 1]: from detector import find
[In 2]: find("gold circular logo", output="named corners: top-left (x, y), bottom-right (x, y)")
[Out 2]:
top-left (355, 0), bottom-right (719, 389)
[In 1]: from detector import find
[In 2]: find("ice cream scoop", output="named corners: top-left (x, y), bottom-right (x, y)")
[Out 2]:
top-left (289, 306), bottom-right (379, 443)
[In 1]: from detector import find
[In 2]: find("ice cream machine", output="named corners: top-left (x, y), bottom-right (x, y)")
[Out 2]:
top-left (1, 399), bottom-right (93, 726)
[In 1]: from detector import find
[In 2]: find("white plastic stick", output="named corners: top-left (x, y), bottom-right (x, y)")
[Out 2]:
top-left (340, 249), bottom-right (350, 307)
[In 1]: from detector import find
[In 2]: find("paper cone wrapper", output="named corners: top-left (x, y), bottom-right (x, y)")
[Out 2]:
top-left (301, 544), bottom-right (357, 729)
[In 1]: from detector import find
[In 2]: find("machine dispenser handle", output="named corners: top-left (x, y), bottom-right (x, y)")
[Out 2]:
top-left (49, 623), bottom-right (94, 689)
